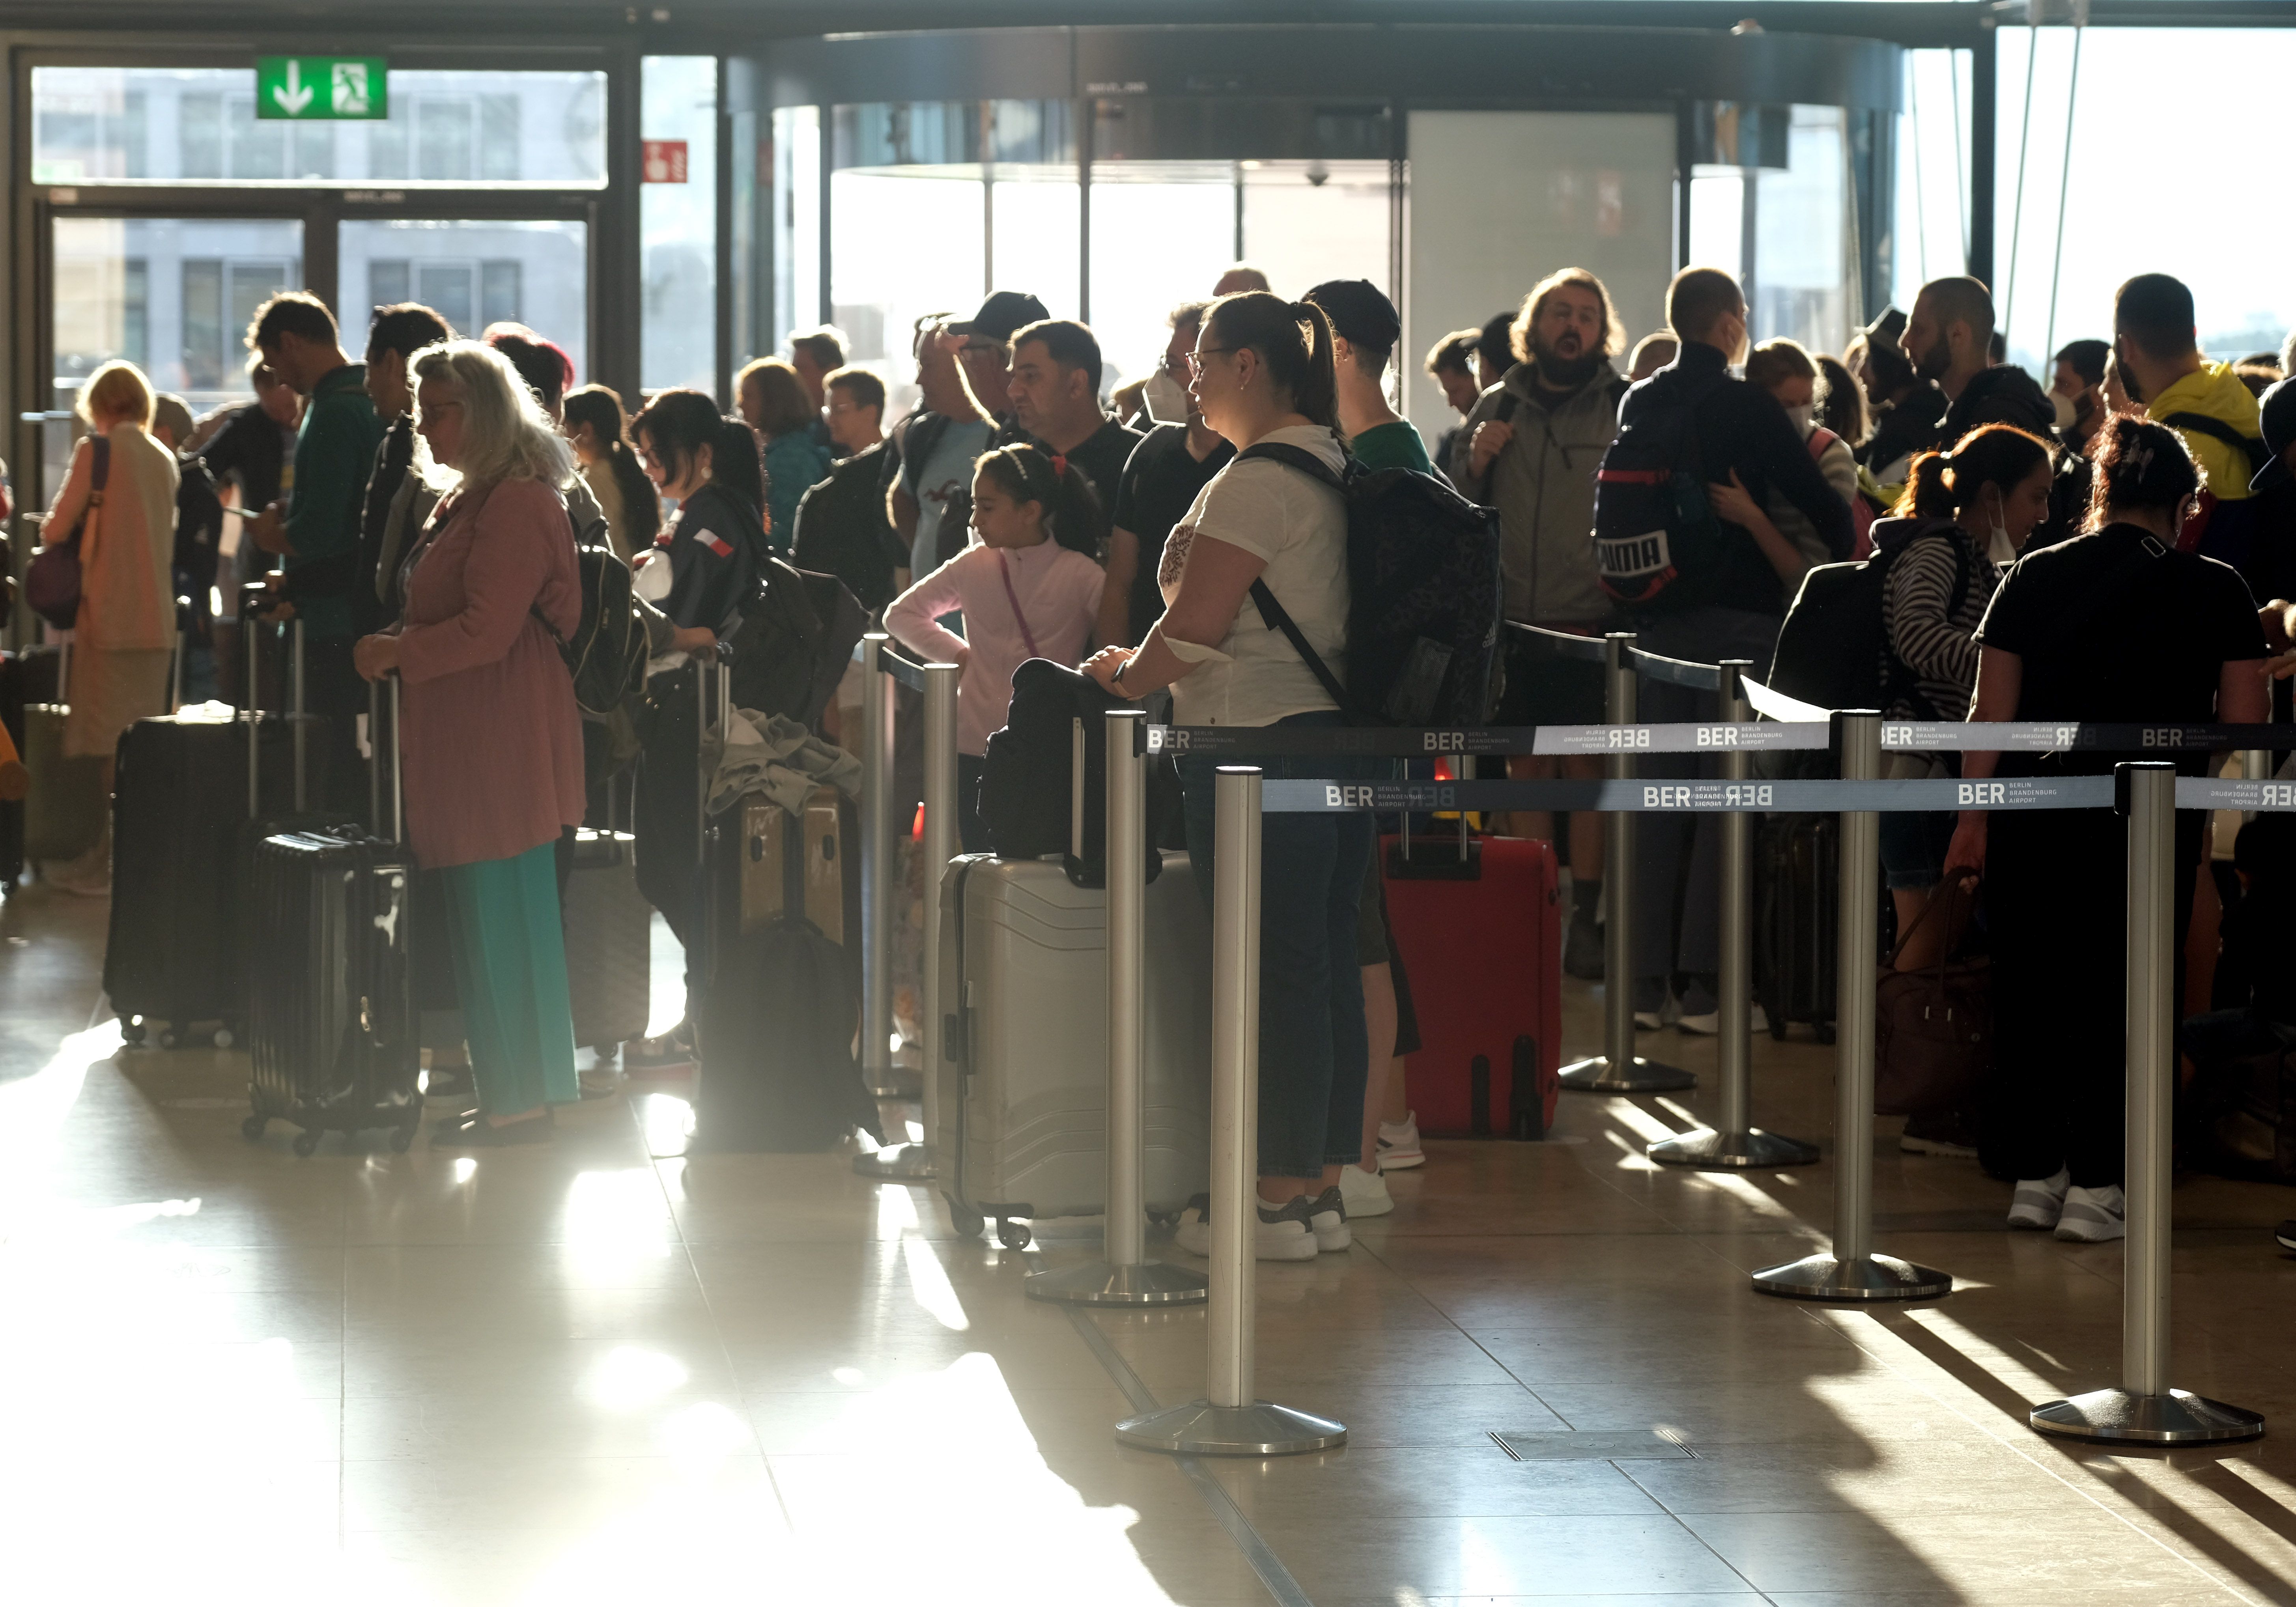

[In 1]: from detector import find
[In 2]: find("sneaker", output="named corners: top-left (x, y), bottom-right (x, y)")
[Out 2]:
top-left (2006, 1167), bottom-right (2071, 1230)
top-left (1564, 914), bottom-right (1605, 981)
top-left (2274, 1220), bottom-right (2296, 1253)
top-left (1375, 1112), bottom-right (1424, 1170)
top-left (2055, 1184), bottom-right (2127, 1244)
top-left (1307, 1186), bottom-right (1351, 1251)
top-left (1674, 976), bottom-right (1721, 1034)
top-left (1173, 1192), bottom-right (1317, 1262)
top-left (625, 1022), bottom-right (696, 1077)
top-left (1339, 1163), bottom-right (1392, 1218)
top-left (1900, 1111), bottom-right (1981, 1157)
top-left (1632, 977), bottom-right (1674, 1033)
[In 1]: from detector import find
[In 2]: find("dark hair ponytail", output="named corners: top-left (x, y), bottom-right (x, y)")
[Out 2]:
top-left (1893, 422), bottom-right (2053, 520)
top-left (713, 413), bottom-right (768, 518)
top-left (630, 387), bottom-right (767, 521)
top-left (975, 443), bottom-right (1104, 557)
top-left (564, 384), bottom-right (659, 547)
top-left (1203, 290), bottom-right (1340, 430)
top-left (2087, 415), bottom-right (2200, 532)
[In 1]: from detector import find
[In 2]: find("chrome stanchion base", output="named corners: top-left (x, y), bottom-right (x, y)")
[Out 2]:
top-left (864, 1073), bottom-right (923, 1101)
top-left (2031, 1388), bottom-right (2264, 1446)
top-left (1750, 1251), bottom-right (1952, 1302)
top-left (1115, 1400), bottom-right (1346, 1457)
top-left (852, 1142), bottom-right (934, 1181)
top-left (1650, 1127), bottom-right (1820, 1169)
top-left (1025, 1259), bottom-right (1207, 1306)
top-left (1559, 1054), bottom-right (1696, 1094)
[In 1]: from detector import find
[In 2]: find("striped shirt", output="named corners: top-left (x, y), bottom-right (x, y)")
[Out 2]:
top-left (1880, 522), bottom-right (1997, 721)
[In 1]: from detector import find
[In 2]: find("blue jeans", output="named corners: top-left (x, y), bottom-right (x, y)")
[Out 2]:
top-left (1178, 711), bottom-right (1375, 1179)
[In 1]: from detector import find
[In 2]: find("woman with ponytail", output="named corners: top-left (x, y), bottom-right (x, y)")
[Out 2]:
top-left (1080, 290), bottom-right (1374, 1264)
top-left (1874, 424), bottom-right (2053, 981)
top-left (563, 384), bottom-right (659, 562)
top-left (1947, 415), bottom-right (2269, 1241)
top-left (884, 443), bottom-right (1106, 851)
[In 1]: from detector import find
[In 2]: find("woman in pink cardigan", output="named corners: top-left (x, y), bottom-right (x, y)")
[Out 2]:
top-left (353, 341), bottom-right (586, 1148)
top-left (884, 444), bottom-right (1106, 850)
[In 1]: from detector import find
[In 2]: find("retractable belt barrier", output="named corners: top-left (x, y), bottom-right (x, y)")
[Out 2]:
top-left (852, 635), bottom-right (929, 693)
top-left (1145, 718), bottom-right (2296, 759)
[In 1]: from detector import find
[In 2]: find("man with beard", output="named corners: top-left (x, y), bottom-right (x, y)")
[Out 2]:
top-left (1449, 267), bottom-right (1629, 978)
top-left (1900, 276), bottom-right (2056, 444)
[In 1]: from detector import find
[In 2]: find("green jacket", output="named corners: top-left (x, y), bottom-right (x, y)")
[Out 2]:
top-left (284, 364), bottom-right (383, 641)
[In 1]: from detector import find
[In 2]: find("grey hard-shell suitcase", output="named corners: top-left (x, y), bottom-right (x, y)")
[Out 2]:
top-left (934, 850), bottom-right (1212, 1248)
top-left (563, 827), bottom-right (651, 1056)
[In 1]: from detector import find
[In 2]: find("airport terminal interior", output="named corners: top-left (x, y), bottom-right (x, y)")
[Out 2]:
top-left (11, 1), bottom-right (2296, 1603)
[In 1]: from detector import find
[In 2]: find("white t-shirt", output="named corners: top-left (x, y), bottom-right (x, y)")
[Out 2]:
top-left (1158, 424), bottom-right (1348, 727)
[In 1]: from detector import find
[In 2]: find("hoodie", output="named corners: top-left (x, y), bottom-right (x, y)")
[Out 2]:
top-left (2148, 362), bottom-right (2263, 503)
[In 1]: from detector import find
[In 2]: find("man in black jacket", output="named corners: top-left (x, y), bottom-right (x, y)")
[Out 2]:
top-left (354, 302), bottom-right (452, 634)
top-left (1624, 267), bottom-right (1852, 1033)
top-left (1902, 276), bottom-right (2056, 443)
top-left (791, 366), bottom-right (907, 615)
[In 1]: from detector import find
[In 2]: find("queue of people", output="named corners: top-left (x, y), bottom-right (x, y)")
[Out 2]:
top-left (34, 248), bottom-right (2296, 1255)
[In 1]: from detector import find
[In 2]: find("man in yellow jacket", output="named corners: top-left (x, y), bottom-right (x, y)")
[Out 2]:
top-left (2114, 272), bottom-right (2266, 503)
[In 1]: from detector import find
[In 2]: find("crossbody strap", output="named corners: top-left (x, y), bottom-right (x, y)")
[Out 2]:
top-left (1234, 441), bottom-right (1358, 719)
top-left (995, 549), bottom-right (1042, 659)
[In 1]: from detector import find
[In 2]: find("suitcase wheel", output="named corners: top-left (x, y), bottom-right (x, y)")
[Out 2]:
top-left (212, 1026), bottom-right (235, 1051)
top-left (241, 1114), bottom-right (266, 1142)
top-left (292, 1130), bottom-right (321, 1158)
top-left (996, 1219), bottom-right (1032, 1251)
top-left (390, 1121), bottom-right (417, 1154)
top-left (121, 1018), bottom-right (148, 1046)
top-left (946, 1199), bottom-right (985, 1240)
top-left (159, 1026), bottom-right (181, 1050)
top-left (1816, 1023), bottom-right (1837, 1046)
top-left (1768, 1017), bottom-right (1788, 1042)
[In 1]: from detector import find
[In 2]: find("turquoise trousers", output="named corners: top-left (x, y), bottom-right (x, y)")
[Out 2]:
top-left (439, 839), bottom-right (579, 1115)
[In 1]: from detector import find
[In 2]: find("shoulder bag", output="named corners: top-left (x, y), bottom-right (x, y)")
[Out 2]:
top-left (1874, 871), bottom-right (1991, 1116)
top-left (26, 435), bottom-right (110, 632)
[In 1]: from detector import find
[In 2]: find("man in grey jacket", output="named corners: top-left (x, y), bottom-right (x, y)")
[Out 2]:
top-left (1448, 267), bottom-right (1627, 977)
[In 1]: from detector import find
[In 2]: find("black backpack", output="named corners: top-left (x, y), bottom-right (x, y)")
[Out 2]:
top-left (1235, 442), bottom-right (1504, 727)
top-left (976, 658), bottom-right (1180, 885)
top-left (173, 456), bottom-right (225, 594)
top-left (545, 516), bottom-right (648, 719)
top-left (724, 555), bottom-right (869, 729)
top-left (1592, 369), bottom-right (1727, 610)
top-left (2158, 411), bottom-right (2296, 594)
top-left (790, 448), bottom-right (907, 614)
top-left (1768, 526), bottom-right (1972, 717)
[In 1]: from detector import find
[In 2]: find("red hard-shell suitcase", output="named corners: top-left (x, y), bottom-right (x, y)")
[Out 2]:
top-left (1380, 832), bottom-right (1562, 1140)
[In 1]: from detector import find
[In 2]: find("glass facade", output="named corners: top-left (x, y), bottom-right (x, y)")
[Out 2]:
top-left (641, 56), bottom-right (719, 395)
top-left (31, 67), bottom-right (607, 187)
top-left (339, 219), bottom-right (589, 378)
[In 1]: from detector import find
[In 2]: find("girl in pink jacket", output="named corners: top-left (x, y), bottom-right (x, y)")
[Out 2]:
top-left (885, 444), bottom-right (1106, 850)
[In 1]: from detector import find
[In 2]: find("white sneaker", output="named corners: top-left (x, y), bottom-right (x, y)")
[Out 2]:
top-left (1339, 1163), bottom-right (1393, 1218)
top-left (1173, 1193), bottom-right (1317, 1262)
top-left (1307, 1186), bottom-right (1351, 1251)
top-left (1376, 1112), bottom-right (1424, 1170)
top-left (2007, 1167), bottom-right (2071, 1230)
top-left (2055, 1184), bottom-right (2127, 1243)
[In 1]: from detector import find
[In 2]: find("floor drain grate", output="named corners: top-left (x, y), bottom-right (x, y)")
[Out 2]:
top-left (1488, 1429), bottom-right (1695, 1461)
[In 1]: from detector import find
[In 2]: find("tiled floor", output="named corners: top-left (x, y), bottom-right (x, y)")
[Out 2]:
top-left (7, 880), bottom-right (2296, 1605)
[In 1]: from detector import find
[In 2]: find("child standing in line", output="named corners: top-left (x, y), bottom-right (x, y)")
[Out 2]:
top-left (885, 444), bottom-right (1106, 850)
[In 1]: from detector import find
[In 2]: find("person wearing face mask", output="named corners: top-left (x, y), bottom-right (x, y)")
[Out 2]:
top-left (1738, 338), bottom-right (1864, 568)
top-left (1101, 302), bottom-right (1235, 648)
top-left (2051, 339), bottom-right (2110, 456)
top-left (1448, 267), bottom-right (1630, 979)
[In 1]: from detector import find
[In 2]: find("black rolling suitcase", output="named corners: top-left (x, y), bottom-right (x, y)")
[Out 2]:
top-left (107, 610), bottom-right (329, 1048)
top-left (1754, 813), bottom-right (1839, 1045)
top-left (243, 675), bottom-right (419, 1156)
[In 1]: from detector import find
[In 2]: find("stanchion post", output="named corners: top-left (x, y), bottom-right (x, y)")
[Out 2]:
top-left (1117, 767), bottom-right (1343, 1454)
top-left (2031, 763), bottom-right (2263, 1445)
top-left (1029, 710), bottom-right (1207, 1304)
top-left (291, 617), bottom-right (307, 814)
top-left (1561, 632), bottom-right (1694, 1094)
top-left (1752, 711), bottom-right (1952, 1301)
top-left (856, 659), bottom-right (960, 1179)
top-left (857, 634), bottom-right (910, 1101)
top-left (1652, 660), bottom-right (1818, 1169)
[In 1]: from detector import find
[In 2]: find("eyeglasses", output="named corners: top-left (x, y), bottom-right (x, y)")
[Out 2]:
top-left (1186, 346), bottom-right (1234, 378)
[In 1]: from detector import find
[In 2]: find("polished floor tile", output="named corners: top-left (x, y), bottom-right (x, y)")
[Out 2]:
top-left (0, 895), bottom-right (2285, 1603)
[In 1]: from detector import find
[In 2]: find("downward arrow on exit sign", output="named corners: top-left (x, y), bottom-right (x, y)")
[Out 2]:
top-left (255, 56), bottom-right (389, 120)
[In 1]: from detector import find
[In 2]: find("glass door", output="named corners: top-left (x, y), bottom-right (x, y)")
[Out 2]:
top-left (337, 217), bottom-right (590, 374)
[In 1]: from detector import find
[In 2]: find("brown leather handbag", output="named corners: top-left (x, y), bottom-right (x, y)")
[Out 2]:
top-left (1874, 873), bottom-right (1991, 1116)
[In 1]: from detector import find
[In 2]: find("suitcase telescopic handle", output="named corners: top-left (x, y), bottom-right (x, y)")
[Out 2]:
top-left (237, 579), bottom-right (312, 817)
top-left (367, 675), bottom-right (405, 844)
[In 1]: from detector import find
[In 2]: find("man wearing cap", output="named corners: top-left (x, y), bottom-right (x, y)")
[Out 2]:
top-left (945, 289), bottom-right (1048, 435)
top-left (1304, 278), bottom-right (1431, 474)
top-left (1004, 317), bottom-right (1140, 532)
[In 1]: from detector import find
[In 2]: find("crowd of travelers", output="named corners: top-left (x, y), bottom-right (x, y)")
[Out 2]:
top-left (29, 241), bottom-right (2296, 1253)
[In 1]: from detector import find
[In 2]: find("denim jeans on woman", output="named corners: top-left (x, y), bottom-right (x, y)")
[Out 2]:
top-left (1177, 710), bottom-right (1376, 1179)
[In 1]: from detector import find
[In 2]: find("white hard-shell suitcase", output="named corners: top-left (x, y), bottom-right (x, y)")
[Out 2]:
top-left (935, 850), bottom-right (1211, 1246)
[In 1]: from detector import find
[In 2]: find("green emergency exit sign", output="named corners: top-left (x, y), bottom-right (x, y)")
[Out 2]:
top-left (254, 56), bottom-right (388, 120)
